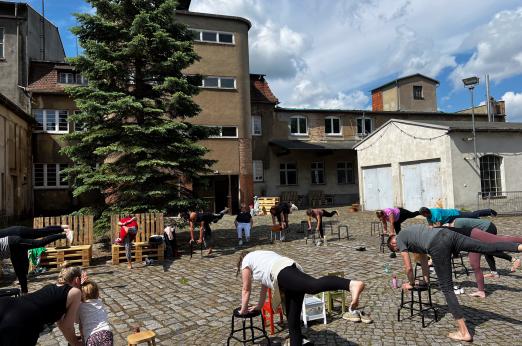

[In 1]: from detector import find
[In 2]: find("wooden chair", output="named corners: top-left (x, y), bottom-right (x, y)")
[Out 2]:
top-left (324, 271), bottom-right (346, 315)
top-left (111, 213), bottom-right (165, 265)
top-left (127, 330), bottom-right (156, 346)
top-left (261, 288), bottom-right (284, 335)
top-left (33, 215), bottom-right (94, 269)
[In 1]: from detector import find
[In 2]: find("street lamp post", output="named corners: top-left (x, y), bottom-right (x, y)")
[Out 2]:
top-left (462, 76), bottom-right (480, 168)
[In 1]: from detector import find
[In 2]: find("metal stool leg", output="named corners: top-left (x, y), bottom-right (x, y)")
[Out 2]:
top-left (428, 286), bottom-right (438, 322)
top-left (417, 289), bottom-right (425, 328)
top-left (410, 289), bottom-right (414, 317)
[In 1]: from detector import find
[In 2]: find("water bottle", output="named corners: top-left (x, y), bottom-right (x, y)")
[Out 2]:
top-left (392, 274), bottom-right (397, 289)
top-left (384, 263), bottom-right (391, 274)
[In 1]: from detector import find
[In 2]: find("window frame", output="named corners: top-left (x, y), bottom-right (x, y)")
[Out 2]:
top-left (0, 27), bottom-right (4, 60)
top-left (201, 76), bottom-right (237, 90)
top-left (33, 109), bottom-right (69, 134)
top-left (289, 115), bottom-right (308, 136)
top-left (251, 115), bottom-right (262, 136)
top-left (325, 116), bottom-right (342, 136)
top-left (33, 163), bottom-right (70, 189)
top-left (208, 126), bottom-right (239, 139)
top-left (311, 161), bottom-right (325, 185)
top-left (191, 28), bottom-right (235, 45)
top-left (479, 155), bottom-right (503, 198)
top-left (356, 117), bottom-right (373, 136)
top-left (279, 162), bottom-right (298, 186)
top-left (336, 161), bottom-right (355, 185)
top-left (413, 85), bottom-right (423, 100)
top-left (253, 160), bottom-right (264, 182)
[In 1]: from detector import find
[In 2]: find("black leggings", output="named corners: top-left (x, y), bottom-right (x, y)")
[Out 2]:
top-left (277, 265), bottom-right (351, 346)
top-left (317, 210), bottom-right (337, 237)
top-left (394, 208), bottom-right (419, 234)
top-left (429, 229), bottom-right (519, 319)
top-left (0, 225), bottom-right (64, 239)
top-left (448, 209), bottom-right (495, 223)
top-left (7, 233), bottom-right (65, 293)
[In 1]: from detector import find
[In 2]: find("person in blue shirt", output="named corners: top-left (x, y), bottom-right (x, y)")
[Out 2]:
top-left (419, 207), bottom-right (497, 226)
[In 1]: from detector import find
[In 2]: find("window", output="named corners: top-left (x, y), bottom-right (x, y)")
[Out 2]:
top-left (0, 27), bottom-right (4, 59)
top-left (34, 110), bottom-right (69, 133)
top-left (253, 160), bottom-right (264, 182)
top-left (192, 29), bottom-right (235, 44)
top-left (337, 162), bottom-right (354, 184)
top-left (208, 126), bottom-right (238, 138)
top-left (33, 164), bottom-right (69, 189)
top-left (480, 155), bottom-right (502, 197)
top-left (290, 116), bottom-right (307, 135)
top-left (356, 117), bottom-right (372, 136)
top-left (200, 76), bottom-right (236, 89)
top-left (413, 85), bottom-right (423, 100)
top-left (325, 116), bottom-right (341, 135)
top-left (252, 116), bottom-right (262, 136)
top-left (311, 162), bottom-right (325, 184)
top-left (280, 163), bottom-right (297, 185)
top-left (58, 72), bottom-right (88, 85)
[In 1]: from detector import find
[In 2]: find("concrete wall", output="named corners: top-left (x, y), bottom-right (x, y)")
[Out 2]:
top-left (0, 102), bottom-right (32, 217)
top-left (397, 76), bottom-right (437, 112)
top-left (382, 87), bottom-right (398, 112)
top-left (356, 122), bottom-right (453, 209)
top-left (449, 131), bottom-right (522, 208)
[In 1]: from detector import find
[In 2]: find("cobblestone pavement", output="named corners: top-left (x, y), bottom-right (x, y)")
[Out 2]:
top-left (2, 209), bottom-right (522, 345)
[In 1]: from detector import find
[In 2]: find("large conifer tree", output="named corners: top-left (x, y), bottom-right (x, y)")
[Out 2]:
top-left (62, 0), bottom-right (214, 223)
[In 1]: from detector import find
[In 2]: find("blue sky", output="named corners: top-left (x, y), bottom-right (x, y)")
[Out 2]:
top-left (15, 0), bottom-right (522, 121)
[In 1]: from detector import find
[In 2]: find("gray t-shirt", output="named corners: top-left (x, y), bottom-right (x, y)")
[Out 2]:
top-left (453, 218), bottom-right (491, 231)
top-left (396, 224), bottom-right (441, 254)
top-left (0, 236), bottom-right (10, 259)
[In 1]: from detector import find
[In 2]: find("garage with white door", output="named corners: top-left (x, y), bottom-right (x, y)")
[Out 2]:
top-left (400, 160), bottom-right (442, 211)
top-left (361, 165), bottom-right (393, 210)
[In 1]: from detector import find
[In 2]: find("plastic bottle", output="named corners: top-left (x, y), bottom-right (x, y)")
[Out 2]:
top-left (384, 263), bottom-right (391, 274)
top-left (392, 274), bottom-right (397, 289)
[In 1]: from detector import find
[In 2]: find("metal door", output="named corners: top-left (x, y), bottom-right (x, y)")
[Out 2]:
top-left (401, 160), bottom-right (441, 210)
top-left (362, 165), bottom-right (392, 210)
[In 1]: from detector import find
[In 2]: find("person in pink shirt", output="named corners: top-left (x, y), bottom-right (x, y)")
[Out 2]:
top-left (376, 208), bottom-right (420, 258)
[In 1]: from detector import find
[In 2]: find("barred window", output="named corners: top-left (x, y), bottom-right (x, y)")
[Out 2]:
top-left (480, 155), bottom-right (502, 197)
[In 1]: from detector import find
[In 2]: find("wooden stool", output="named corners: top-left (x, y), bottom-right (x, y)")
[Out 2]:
top-left (127, 330), bottom-right (157, 346)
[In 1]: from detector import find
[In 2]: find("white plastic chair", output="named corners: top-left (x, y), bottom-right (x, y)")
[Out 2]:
top-left (301, 293), bottom-right (327, 327)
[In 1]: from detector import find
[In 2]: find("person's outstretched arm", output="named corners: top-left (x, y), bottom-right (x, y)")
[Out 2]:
top-left (240, 268), bottom-right (253, 314)
top-left (189, 220), bottom-right (195, 241)
top-left (316, 214), bottom-right (322, 232)
top-left (199, 222), bottom-right (204, 241)
top-left (401, 251), bottom-right (415, 289)
top-left (58, 287), bottom-right (82, 346)
top-left (252, 285), bottom-right (268, 312)
top-left (388, 214), bottom-right (395, 235)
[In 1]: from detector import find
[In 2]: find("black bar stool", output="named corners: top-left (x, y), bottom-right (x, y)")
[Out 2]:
top-left (379, 233), bottom-right (389, 253)
top-left (227, 307), bottom-right (271, 346)
top-left (397, 285), bottom-right (438, 328)
top-left (334, 224), bottom-right (350, 240)
top-left (452, 252), bottom-right (469, 279)
top-left (370, 221), bottom-right (382, 236)
top-left (189, 240), bottom-right (203, 258)
top-left (0, 287), bottom-right (21, 298)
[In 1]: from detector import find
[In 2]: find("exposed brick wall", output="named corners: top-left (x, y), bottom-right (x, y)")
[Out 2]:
top-left (308, 116), bottom-right (325, 142)
top-left (372, 91), bottom-right (383, 111)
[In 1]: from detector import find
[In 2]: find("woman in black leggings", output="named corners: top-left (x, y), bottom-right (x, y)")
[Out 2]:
top-left (0, 264), bottom-right (83, 345)
top-left (0, 225), bottom-right (71, 293)
top-left (306, 208), bottom-right (338, 245)
top-left (237, 250), bottom-right (368, 346)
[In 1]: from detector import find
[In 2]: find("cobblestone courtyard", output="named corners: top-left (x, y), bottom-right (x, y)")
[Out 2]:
top-left (3, 209), bottom-right (522, 345)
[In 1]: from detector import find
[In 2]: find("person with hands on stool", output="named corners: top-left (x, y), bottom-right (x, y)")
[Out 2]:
top-left (306, 208), bottom-right (338, 247)
top-left (236, 250), bottom-right (368, 346)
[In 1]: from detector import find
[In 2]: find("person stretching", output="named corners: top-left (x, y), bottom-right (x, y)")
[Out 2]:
top-left (0, 225), bottom-right (72, 294)
top-left (376, 208), bottom-right (419, 235)
top-left (448, 218), bottom-right (522, 298)
top-left (387, 224), bottom-right (522, 342)
top-left (0, 264), bottom-right (83, 345)
top-left (419, 207), bottom-right (497, 227)
top-left (237, 250), bottom-right (369, 346)
top-left (270, 202), bottom-right (292, 231)
top-left (235, 204), bottom-right (253, 246)
top-left (116, 216), bottom-right (138, 269)
top-left (306, 208), bottom-right (338, 246)
top-left (188, 207), bottom-right (228, 256)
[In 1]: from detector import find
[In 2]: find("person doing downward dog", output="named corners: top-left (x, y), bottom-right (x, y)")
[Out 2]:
top-left (387, 224), bottom-right (522, 342)
top-left (0, 224), bottom-right (73, 293)
top-left (306, 208), bottom-right (338, 246)
top-left (235, 204), bottom-right (253, 246)
top-left (375, 208), bottom-right (419, 235)
top-left (270, 202), bottom-right (292, 231)
top-left (237, 250), bottom-right (369, 346)
top-left (79, 280), bottom-right (113, 346)
top-left (0, 264), bottom-right (83, 345)
top-left (447, 218), bottom-right (522, 298)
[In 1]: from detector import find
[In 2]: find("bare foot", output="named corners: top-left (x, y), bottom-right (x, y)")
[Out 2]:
top-left (511, 258), bottom-right (521, 272)
top-left (448, 331), bottom-right (472, 342)
top-left (127, 263), bottom-right (132, 269)
top-left (349, 280), bottom-right (365, 309)
top-left (207, 249), bottom-right (213, 256)
top-left (483, 272), bottom-right (499, 278)
top-left (469, 290), bottom-right (486, 298)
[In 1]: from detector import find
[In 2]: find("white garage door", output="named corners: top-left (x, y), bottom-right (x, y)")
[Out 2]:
top-left (401, 160), bottom-right (441, 211)
top-left (362, 165), bottom-right (393, 210)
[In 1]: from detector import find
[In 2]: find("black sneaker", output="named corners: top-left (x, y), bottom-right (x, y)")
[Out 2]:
top-left (491, 209), bottom-right (498, 217)
top-left (390, 252), bottom-right (397, 258)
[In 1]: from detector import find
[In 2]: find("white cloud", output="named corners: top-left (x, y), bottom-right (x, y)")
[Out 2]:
top-left (502, 91), bottom-right (522, 122)
top-left (450, 7), bottom-right (522, 87)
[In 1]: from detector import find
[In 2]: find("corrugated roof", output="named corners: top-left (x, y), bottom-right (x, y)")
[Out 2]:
top-left (269, 139), bottom-right (358, 150)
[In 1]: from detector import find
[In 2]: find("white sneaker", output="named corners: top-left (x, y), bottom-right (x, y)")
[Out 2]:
top-left (316, 240), bottom-right (322, 247)
top-left (238, 239), bottom-right (243, 246)
top-left (281, 234), bottom-right (285, 241)
top-left (66, 229), bottom-right (74, 245)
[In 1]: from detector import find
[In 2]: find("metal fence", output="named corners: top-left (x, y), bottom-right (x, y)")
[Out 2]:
top-left (477, 191), bottom-right (522, 215)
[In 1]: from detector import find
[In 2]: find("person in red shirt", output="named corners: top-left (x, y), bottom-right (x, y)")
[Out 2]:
top-left (117, 216), bottom-right (138, 269)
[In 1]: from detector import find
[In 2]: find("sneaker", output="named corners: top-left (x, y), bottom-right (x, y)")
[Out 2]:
top-left (66, 229), bottom-right (74, 245)
top-left (389, 252), bottom-right (397, 258)
top-left (484, 271), bottom-right (500, 278)
top-left (358, 311), bottom-right (373, 324)
top-left (302, 338), bottom-right (314, 345)
top-left (238, 239), bottom-right (243, 246)
top-left (491, 209), bottom-right (498, 217)
top-left (316, 240), bottom-right (322, 247)
top-left (114, 237), bottom-right (123, 245)
top-left (280, 234), bottom-right (285, 241)
top-left (342, 310), bottom-right (361, 322)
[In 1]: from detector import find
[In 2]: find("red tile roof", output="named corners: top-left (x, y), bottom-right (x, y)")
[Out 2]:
top-left (27, 61), bottom-right (74, 93)
top-left (250, 74), bottom-right (279, 104)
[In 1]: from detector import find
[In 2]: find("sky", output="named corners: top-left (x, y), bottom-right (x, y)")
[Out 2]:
top-left (14, 0), bottom-right (522, 121)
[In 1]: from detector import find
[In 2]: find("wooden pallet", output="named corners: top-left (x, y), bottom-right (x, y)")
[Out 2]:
top-left (111, 242), bottom-right (165, 264)
top-left (40, 245), bottom-right (92, 269)
top-left (258, 197), bottom-right (280, 211)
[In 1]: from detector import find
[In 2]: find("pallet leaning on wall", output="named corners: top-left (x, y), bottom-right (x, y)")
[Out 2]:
top-left (33, 215), bottom-right (94, 269)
